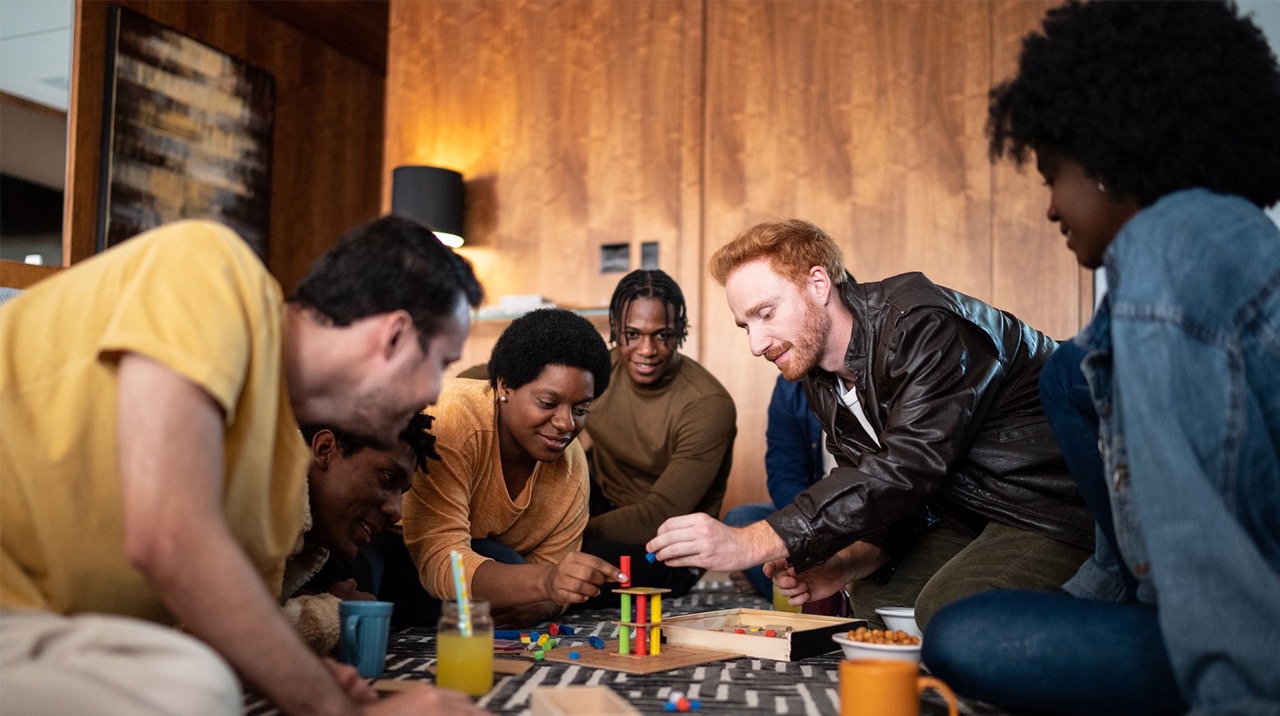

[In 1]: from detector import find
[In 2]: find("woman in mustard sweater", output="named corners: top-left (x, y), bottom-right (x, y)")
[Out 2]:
top-left (402, 308), bottom-right (624, 627)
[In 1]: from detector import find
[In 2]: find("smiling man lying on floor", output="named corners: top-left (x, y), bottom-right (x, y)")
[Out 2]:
top-left (283, 414), bottom-right (437, 653)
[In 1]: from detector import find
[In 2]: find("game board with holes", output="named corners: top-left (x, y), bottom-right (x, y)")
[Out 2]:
top-left (661, 608), bottom-right (863, 661)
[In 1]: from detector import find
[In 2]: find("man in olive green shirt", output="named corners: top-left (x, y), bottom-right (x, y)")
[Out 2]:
top-left (581, 270), bottom-right (736, 599)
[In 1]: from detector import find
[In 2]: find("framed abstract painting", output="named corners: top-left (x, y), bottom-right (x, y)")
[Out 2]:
top-left (97, 6), bottom-right (275, 260)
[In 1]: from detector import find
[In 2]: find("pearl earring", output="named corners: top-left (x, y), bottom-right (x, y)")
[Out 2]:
top-left (499, 395), bottom-right (508, 403)
top-left (1097, 181), bottom-right (1108, 194)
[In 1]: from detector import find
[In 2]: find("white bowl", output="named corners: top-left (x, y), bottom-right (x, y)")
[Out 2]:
top-left (831, 633), bottom-right (922, 664)
top-left (874, 606), bottom-right (922, 637)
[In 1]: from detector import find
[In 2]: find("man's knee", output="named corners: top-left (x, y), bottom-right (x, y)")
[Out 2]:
top-left (165, 637), bottom-right (242, 716)
top-left (913, 554), bottom-right (1005, 629)
top-left (94, 615), bottom-right (242, 715)
top-left (912, 577), bottom-right (956, 629)
top-left (0, 612), bottom-right (241, 716)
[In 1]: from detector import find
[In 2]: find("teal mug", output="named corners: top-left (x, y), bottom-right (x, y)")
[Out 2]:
top-left (339, 600), bottom-right (393, 677)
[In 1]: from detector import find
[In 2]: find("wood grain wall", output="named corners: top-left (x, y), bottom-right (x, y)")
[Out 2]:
top-left (385, 0), bottom-right (706, 342)
top-left (384, 0), bottom-right (1075, 515)
top-left (67, 0), bottom-right (386, 292)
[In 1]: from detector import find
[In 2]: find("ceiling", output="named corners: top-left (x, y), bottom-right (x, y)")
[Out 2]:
top-left (0, 0), bottom-right (73, 111)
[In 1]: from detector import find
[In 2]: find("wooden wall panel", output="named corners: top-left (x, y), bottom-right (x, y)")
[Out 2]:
top-left (384, 0), bottom-right (703, 329)
top-left (384, 0), bottom-right (1076, 515)
top-left (700, 1), bottom-right (1008, 514)
top-left (68, 0), bottom-right (385, 291)
top-left (989, 0), bottom-right (1088, 341)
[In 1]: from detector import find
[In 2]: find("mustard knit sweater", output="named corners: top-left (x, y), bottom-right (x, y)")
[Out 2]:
top-left (401, 379), bottom-right (589, 599)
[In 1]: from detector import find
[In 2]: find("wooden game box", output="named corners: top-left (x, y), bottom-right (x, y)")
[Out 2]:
top-left (660, 608), bottom-right (864, 661)
top-left (531, 685), bottom-right (640, 716)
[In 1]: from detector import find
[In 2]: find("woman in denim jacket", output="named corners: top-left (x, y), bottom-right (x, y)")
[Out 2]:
top-left (922, 2), bottom-right (1280, 715)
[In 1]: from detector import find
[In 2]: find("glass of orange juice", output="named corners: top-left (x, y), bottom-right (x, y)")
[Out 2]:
top-left (772, 584), bottom-right (803, 613)
top-left (436, 600), bottom-right (494, 696)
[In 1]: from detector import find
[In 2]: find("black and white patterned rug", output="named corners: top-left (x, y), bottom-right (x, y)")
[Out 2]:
top-left (245, 576), bottom-right (1019, 715)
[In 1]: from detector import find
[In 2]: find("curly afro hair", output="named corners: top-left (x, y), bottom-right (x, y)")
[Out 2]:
top-left (988, 0), bottom-right (1280, 208)
top-left (487, 308), bottom-right (612, 398)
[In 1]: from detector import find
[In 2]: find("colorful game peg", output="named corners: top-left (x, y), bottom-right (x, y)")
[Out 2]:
top-left (589, 636), bottom-right (605, 649)
top-left (645, 552), bottom-right (658, 563)
top-left (619, 593), bottom-right (632, 653)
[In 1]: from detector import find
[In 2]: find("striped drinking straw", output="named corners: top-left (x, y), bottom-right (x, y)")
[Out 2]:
top-left (450, 549), bottom-right (472, 637)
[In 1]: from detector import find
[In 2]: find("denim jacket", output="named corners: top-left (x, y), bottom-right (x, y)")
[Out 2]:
top-left (1063, 189), bottom-right (1280, 713)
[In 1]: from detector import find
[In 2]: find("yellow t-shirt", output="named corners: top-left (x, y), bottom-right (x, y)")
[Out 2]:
top-left (402, 378), bottom-right (589, 599)
top-left (0, 220), bottom-right (310, 623)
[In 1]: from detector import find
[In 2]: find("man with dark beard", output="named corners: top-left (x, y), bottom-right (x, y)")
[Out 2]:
top-left (646, 219), bottom-right (1093, 629)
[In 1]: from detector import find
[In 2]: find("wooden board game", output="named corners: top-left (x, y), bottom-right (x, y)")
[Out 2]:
top-left (523, 639), bottom-right (738, 674)
top-left (661, 608), bottom-right (864, 661)
top-left (530, 686), bottom-right (641, 716)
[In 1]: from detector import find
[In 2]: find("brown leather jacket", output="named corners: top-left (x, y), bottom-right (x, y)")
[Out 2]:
top-left (765, 273), bottom-right (1093, 571)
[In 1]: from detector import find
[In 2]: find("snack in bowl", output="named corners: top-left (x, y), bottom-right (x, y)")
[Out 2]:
top-left (832, 626), bottom-right (922, 664)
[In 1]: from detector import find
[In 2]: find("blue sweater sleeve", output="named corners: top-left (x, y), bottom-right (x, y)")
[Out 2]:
top-left (764, 375), bottom-right (825, 509)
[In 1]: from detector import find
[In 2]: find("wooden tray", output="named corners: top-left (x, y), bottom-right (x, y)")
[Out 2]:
top-left (661, 608), bottom-right (863, 661)
top-left (523, 639), bottom-right (738, 674)
top-left (531, 685), bottom-right (640, 716)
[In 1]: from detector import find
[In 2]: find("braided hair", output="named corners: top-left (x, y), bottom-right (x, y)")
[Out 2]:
top-left (300, 411), bottom-right (439, 474)
top-left (607, 269), bottom-right (689, 348)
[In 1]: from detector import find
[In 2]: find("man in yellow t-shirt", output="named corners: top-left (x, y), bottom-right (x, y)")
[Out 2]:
top-left (0, 217), bottom-right (485, 716)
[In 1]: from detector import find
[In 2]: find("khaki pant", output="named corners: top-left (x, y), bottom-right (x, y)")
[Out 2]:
top-left (0, 610), bottom-right (241, 716)
top-left (851, 519), bottom-right (1090, 631)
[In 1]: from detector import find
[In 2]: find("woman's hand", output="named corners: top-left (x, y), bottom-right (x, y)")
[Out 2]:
top-left (542, 552), bottom-right (625, 604)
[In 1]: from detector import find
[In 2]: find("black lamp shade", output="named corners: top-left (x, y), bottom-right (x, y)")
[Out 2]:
top-left (391, 166), bottom-right (465, 247)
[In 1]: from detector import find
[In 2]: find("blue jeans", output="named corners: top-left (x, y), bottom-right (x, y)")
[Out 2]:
top-left (470, 538), bottom-right (526, 565)
top-left (923, 590), bottom-right (1185, 716)
top-left (722, 502), bottom-right (775, 598)
top-left (1039, 342), bottom-right (1138, 595)
top-left (920, 343), bottom-right (1187, 715)
top-left (936, 192), bottom-right (1280, 715)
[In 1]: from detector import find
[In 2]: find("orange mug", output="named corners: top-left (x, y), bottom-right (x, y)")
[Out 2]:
top-left (839, 658), bottom-right (958, 716)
